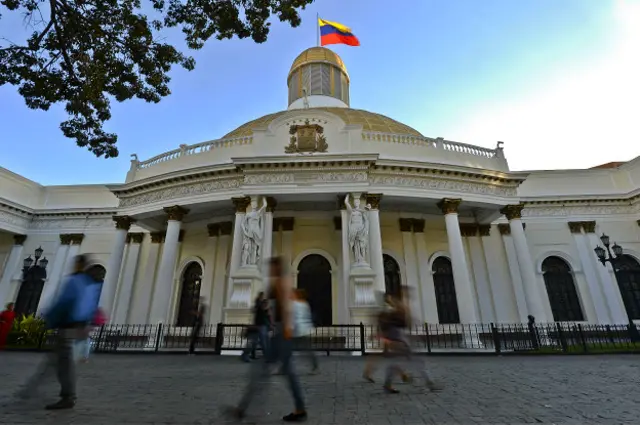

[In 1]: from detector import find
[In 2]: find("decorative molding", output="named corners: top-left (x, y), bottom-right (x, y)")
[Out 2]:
top-left (459, 224), bottom-right (478, 237)
top-left (113, 215), bottom-right (135, 230)
top-left (28, 216), bottom-right (113, 230)
top-left (581, 221), bottom-right (596, 233)
top-left (207, 223), bottom-right (220, 237)
top-left (285, 121), bottom-right (328, 154)
top-left (163, 206), bottom-right (189, 222)
top-left (398, 218), bottom-right (413, 233)
top-left (127, 233), bottom-right (144, 244)
top-left (281, 217), bottom-right (295, 232)
top-left (478, 225), bottom-right (491, 237)
top-left (266, 197), bottom-right (277, 213)
top-left (118, 176), bottom-right (242, 208)
top-left (333, 216), bottom-right (342, 231)
top-left (366, 193), bottom-right (383, 210)
top-left (500, 204), bottom-right (524, 220)
top-left (370, 173), bottom-right (518, 197)
top-left (245, 171), bottom-right (368, 186)
top-left (412, 219), bottom-right (425, 233)
top-left (437, 198), bottom-right (461, 215)
top-left (60, 234), bottom-right (73, 245)
top-left (0, 210), bottom-right (30, 229)
top-left (13, 234), bottom-right (27, 245)
top-left (68, 233), bottom-right (85, 245)
top-left (232, 197), bottom-right (251, 213)
top-left (150, 232), bottom-right (165, 243)
top-left (522, 203), bottom-right (640, 218)
top-left (219, 221), bottom-right (233, 236)
top-left (498, 224), bottom-right (511, 236)
top-left (568, 221), bottom-right (583, 234)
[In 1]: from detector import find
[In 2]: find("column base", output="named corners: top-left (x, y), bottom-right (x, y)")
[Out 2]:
top-left (350, 266), bottom-right (378, 307)
top-left (224, 308), bottom-right (253, 324)
top-left (228, 267), bottom-right (262, 309)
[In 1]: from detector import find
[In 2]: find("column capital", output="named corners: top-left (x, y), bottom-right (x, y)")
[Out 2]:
top-left (581, 221), bottom-right (596, 233)
top-left (500, 204), bottom-right (524, 220)
top-left (637, 219), bottom-right (640, 228)
top-left (366, 193), bottom-right (383, 210)
top-left (13, 234), bottom-right (27, 246)
top-left (69, 233), bottom-right (84, 245)
top-left (478, 225), bottom-right (491, 237)
top-left (232, 197), bottom-right (251, 213)
top-left (497, 223), bottom-right (511, 236)
top-left (207, 223), bottom-right (220, 237)
top-left (568, 221), bottom-right (583, 234)
top-left (459, 224), bottom-right (478, 237)
top-left (333, 216), bottom-right (342, 231)
top-left (337, 194), bottom-right (347, 210)
top-left (127, 233), bottom-right (144, 244)
top-left (113, 215), bottom-right (135, 230)
top-left (399, 218), bottom-right (413, 233)
top-left (412, 219), bottom-right (425, 233)
top-left (163, 206), bottom-right (189, 221)
top-left (178, 230), bottom-right (186, 243)
top-left (60, 234), bottom-right (72, 245)
top-left (150, 232), bottom-right (165, 243)
top-left (219, 221), bottom-right (233, 236)
top-left (266, 197), bottom-right (278, 213)
top-left (281, 217), bottom-right (295, 232)
top-left (437, 198), bottom-right (462, 215)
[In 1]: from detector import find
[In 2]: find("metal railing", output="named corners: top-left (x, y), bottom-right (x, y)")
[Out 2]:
top-left (6, 322), bottom-right (640, 355)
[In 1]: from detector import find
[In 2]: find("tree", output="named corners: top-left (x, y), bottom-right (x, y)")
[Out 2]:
top-left (0, 0), bottom-right (313, 158)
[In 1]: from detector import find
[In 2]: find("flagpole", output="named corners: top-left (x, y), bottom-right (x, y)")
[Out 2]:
top-left (316, 13), bottom-right (320, 46)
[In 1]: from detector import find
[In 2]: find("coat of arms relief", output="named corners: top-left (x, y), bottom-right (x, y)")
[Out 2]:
top-left (285, 119), bottom-right (329, 154)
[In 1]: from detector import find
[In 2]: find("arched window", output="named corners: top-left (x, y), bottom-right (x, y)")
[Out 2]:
top-left (14, 266), bottom-right (47, 317)
top-left (297, 254), bottom-right (332, 326)
top-left (615, 255), bottom-right (640, 320)
top-left (383, 254), bottom-right (402, 298)
top-left (432, 257), bottom-right (460, 324)
top-left (542, 256), bottom-right (584, 322)
top-left (176, 262), bottom-right (203, 326)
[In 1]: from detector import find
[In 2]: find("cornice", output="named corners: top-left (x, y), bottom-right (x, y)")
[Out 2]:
top-left (373, 159), bottom-right (527, 183)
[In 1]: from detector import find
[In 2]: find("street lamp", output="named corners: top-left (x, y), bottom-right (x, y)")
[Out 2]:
top-left (22, 246), bottom-right (48, 275)
top-left (593, 234), bottom-right (639, 340)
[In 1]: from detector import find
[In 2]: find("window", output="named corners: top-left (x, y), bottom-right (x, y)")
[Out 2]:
top-left (542, 256), bottom-right (584, 322)
top-left (383, 254), bottom-right (401, 298)
top-left (432, 257), bottom-right (460, 324)
top-left (616, 255), bottom-right (640, 320)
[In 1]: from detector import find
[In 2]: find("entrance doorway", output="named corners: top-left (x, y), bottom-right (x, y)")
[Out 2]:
top-left (297, 254), bottom-right (332, 326)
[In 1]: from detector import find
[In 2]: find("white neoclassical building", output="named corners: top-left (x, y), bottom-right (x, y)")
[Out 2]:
top-left (1, 47), bottom-right (639, 327)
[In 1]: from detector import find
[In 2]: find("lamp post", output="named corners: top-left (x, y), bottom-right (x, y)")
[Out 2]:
top-left (593, 234), bottom-right (639, 341)
top-left (22, 246), bottom-right (49, 275)
top-left (14, 246), bottom-right (49, 316)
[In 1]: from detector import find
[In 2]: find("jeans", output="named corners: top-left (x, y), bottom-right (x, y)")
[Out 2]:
top-left (75, 337), bottom-right (92, 361)
top-left (241, 325), bottom-right (269, 361)
top-left (238, 326), bottom-right (305, 413)
top-left (294, 336), bottom-right (318, 370)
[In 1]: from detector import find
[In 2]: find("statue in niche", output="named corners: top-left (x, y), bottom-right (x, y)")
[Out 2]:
top-left (344, 194), bottom-right (371, 266)
top-left (241, 197), bottom-right (267, 267)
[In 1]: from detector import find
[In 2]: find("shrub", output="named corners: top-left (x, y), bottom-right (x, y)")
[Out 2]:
top-left (8, 314), bottom-right (48, 347)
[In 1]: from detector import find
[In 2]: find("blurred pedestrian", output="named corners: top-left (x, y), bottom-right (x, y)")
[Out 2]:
top-left (189, 297), bottom-right (207, 354)
top-left (241, 292), bottom-right (270, 362)
top-left (16, 255), bottom-right (102, 410)
top-left (0, 302), bottom-right (16, 350)
top-left (293, 289), bottom-right (318, 373)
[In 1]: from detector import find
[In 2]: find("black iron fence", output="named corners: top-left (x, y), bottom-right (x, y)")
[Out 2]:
top-left (6, 321), bottom-right (640, 355)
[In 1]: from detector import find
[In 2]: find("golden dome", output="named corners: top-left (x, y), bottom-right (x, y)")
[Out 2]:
top-left (288, 47), bottom-right (349, 81)
top-left (222, 107), bottom-right (422, 139)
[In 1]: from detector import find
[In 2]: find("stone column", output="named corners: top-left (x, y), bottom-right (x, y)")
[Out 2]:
top-left (584, 223), bottom-right (627, 323)
top-left (437, 199), bottom-right (479, 323)
top-left (101, 216), bottom-right (135, 319)
top-left (334, 212), bottom-right (349, 323)
top-left (130, 232), bottom-right (163, 324)
top-left (481, 225), bottom-right (517, 323)
top-left (113, 233), bottom-right (144, 324)
top-left (0, 234), bottom-right (26, 305)
top-left (501, 205), bottom-right (547, 321)
top-left (280, 217), bottom-right (295, 272)
top-left (62, 234), bottom-right (85, 276)
top-left (366, 194), bottom-right (385, 294)
top-left (569, 221), bottom-right (610, 323)
top-left (399, 219), bottom-right (423, 322)
top-left (228, 197), bottom-right (249, 286)
top-left (210, 222), bottom-right (232, 324)
top-left (413, 220), bottom-right (439, 323)
top-left (498, 224), bottom-right (529, 322)
top-left (262, 197), bottom-right (276, 263)
top-left (37, 235), bottom-right (71, 311)
top-left (201, 224), bottom-right (219, 314)
top-left (149, 206), bottom-right (188, 324)
top-left (461, 224), bottom-right (496, 323)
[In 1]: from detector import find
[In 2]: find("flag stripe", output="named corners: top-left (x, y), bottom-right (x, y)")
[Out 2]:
top-left (321, 33), bottom-right (360, 47)
top-left (320, 25), bottom-right (355, 38)
top-left (318, 18), bottom-right (352, 33)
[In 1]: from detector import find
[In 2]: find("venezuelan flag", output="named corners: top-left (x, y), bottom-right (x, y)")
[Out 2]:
top-left (318, 18), bottom-right (360, 47)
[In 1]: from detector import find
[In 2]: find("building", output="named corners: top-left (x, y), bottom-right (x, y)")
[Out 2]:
top-left (1, 47), bottom-right (639, 327)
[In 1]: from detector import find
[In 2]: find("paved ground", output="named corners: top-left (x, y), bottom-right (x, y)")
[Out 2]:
top-left (0, 352), bottom-right (637, 424)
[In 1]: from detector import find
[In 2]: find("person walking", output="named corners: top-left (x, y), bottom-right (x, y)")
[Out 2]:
top-left (17, 255), bottom-right (102, 410)
top-left (229, 256), bottom-right (307, 422)
top-left (240, 292), bottom-right (270, 362)
top-left (189, 297), bottom-right (207, 354)
top-left (293, 289), bottom-right (318, 373)
top-left (0, 302), bottom-right (16, 350)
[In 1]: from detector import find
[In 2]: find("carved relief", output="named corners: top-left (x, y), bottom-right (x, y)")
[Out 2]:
top-left (241, 198), bottom-right (267, 267)
top-left (568, 222), bottom-right (583, 234)
top-left (285, 120), bottom-right (329, 154)
top-left (437, 198), bottom-right (462, 215)
top-left (127, 233), bottom-right (145, 244)
top-left (118, 178), bottom-right (242, 208)
top-left (581, 221), bottom-right (596, 233)
top-left (0, 210), bottom-right (30, 229)
top-left (370, 174), bottom-right (518, 197)
top-left (150, 232), bottom-right (165, 243)
top-left (345, 194), bottom-right (370, 266)
top-left (459, 224), bottom-right (478, 237)
top-left (163, 206), bottom-right (189, 222)
top-left (498, 224), bottom-right (511, 236)
top-left (366, 194), bottom-right (383, 210)
top-left (522, 204), bottom-right (640, 217)
top-left (114, 215), bottom-right (135, 230)
top-left (13, 234), bottom-right (27, 245)
top-left (232, 197), bottom-right (251, 213)
top-left (478, 225), bottom-right (491, 237)
top-left (500, 204), bottom-right (524, 220)
top-left (60, 234), bottom-right (73, 245)
top-left (68, 233), bottom-right (85, 245)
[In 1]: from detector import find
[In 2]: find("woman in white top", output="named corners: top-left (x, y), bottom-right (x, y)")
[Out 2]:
top-left (293, 289), bottom-right (319, 373)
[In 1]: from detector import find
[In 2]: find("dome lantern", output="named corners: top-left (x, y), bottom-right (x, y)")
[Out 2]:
top-left (287, 47), bottom-right (350, 110)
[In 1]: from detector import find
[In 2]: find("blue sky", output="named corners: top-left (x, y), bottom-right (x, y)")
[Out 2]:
top-left (1, 0), bottom-right (638, 185)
